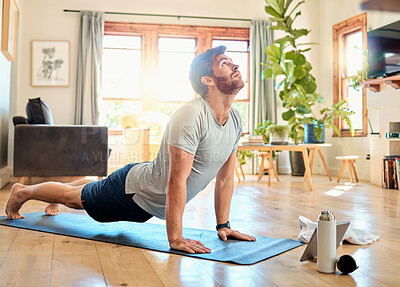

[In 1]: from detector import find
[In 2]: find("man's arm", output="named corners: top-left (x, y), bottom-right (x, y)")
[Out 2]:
top-left (166, 145), bottom-right (211, 254)
top-left (215, 152), bottom-right (256, 242)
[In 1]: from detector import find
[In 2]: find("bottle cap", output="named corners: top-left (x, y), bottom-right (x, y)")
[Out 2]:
top-left (318, 211), bottom-right (335, 221)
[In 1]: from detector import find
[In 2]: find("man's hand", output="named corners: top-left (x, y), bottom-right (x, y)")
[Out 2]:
top-left (218, 228), bottom-right (256, 242)
top-left (169, 237), bottom-right (211, 254)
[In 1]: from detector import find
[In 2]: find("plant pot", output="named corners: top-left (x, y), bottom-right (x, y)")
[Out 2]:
top-left (270, 134), bottom-right (288, 145)
top-left (289, 151), bottom-right (305, 176)
top-left (304, 123), bottom-right (325, 143)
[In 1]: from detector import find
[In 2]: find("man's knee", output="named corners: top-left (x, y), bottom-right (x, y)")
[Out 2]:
top-left (64, 186), bottom-right (84, 209)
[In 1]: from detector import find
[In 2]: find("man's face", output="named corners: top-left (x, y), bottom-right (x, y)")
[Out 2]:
top-left (211, 54), bottom-right (244, 95)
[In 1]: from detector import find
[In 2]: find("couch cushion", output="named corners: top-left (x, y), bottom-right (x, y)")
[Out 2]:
top-left (26, 97), bottom-right (54, 124)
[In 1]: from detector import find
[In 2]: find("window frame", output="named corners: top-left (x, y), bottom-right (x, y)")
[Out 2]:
top-left (332, 13), bottom-right (368, 137)
top-left (102, 22), bottom-right (250, 132)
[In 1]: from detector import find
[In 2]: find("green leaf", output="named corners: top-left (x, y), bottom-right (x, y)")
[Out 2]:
top-left (287, 0), bottom-right (305, 18)
top-left (266, 44), bottom-right (281, 60)
top-left (275, 36), bottom-right (292, 45)
top-left (316, 93), bottom-right (325, 102)
top-left (283, 0), bottom-right (294, 14)
top-left (292, 11), bottom-right (301, 23)
top-left (285, 16), bottom-right (293, 28)
top-left (293, 53), bottom-right (306, 66)
top-left (293, 66), bottom-right (306, 79)
top-left (265, 5), bottom-right (281, 18)
top-left (285, 50), bottom-right (295, 60)
top-left (275, 79), bottom-right (285, 90)
top-left (299, 48), bottom-right (311, 53)
top-left (282, 109), bottom-right (295, 121)
top-left (262, 68), bottom-right (273, 79)
top-left (332, 124), bottom-right (341, 137)
top-left (272, 63), bottom-right (284, 78)
top-left (266, 0), bottom-right (282, 14)
top-left (304, 61), bottom-right (312, 71)
top-left (269, 17), bottom-right (286, 22)
top-left (292, 29), bottom-right (310, 39)
top-left (270, 25), bottom-right (289, 32)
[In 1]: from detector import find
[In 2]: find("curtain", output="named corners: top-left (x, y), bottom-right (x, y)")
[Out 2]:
top-left (250, 20), bottom-right (275, 133)
top-left (75, 11), bottom-right (104, 125)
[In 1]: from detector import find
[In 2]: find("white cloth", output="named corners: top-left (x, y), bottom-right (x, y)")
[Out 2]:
top-left (298, 215), bottom-right (379, 245)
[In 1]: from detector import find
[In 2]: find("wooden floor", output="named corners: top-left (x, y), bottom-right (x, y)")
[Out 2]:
top-left (0, 174), bottom-right (398, 287)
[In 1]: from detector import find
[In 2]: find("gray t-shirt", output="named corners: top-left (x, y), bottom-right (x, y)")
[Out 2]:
top-left (125, 98), bottom-right (242, 219)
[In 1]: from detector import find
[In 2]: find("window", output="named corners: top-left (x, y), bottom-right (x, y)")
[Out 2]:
top-left (333, 13), bottom-right (367, 136)
top-left (101, 22), bottom-right (250, 133)
top-left (100, 35), bottom-right (142, 129)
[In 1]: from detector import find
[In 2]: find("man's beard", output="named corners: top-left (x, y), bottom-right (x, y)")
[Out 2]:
top-left (213, 74), bottom-right (244, 95)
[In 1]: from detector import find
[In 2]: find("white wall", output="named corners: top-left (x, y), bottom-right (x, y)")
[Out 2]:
top-left (0, 0), bottom-right (23, 187)
top-left (0, 0), bottom-right (11, 187)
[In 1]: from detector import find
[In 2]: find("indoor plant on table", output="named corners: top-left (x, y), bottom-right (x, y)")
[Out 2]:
top-left (266, 124), bottom-right (290, 145)
top-left (262, 0), bottom-right (355, 173)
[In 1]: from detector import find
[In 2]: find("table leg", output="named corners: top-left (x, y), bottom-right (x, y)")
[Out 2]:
top-left (337, 161), bottom-right (346, 183)
top-left (351, 161), bottom-right (359, 182)
top-left (240, 166), bottom-right (245, 180)
top-left (302, 148), bottom-right (313, 191)
top-left (258, 154), bottom-right (265, 182)
top-left (235, 168), bottom-right (241, 182)
top-left (348, 160), bottom-right (354, 183)
top-left (317, 147), bottom-right (332, 181)
top-left (268, 151), bottom-right (272, 186)
top-left (271, 157), bottom-right (280, 182)
top-left (304, 148), bottom-right (315, 182)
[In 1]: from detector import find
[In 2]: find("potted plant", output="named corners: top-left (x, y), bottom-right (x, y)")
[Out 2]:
top-left (262, 0), bottom-right (355, 144)
top-left (266, 124), bottom-right (290, 145)
top-left (254, 120), bottom-right (273, 143)
top-left (262, 0), bottom-right (355, 174)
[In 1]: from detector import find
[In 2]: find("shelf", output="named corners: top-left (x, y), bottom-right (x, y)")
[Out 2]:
top-left (362, 75), bottom-right (400, 92)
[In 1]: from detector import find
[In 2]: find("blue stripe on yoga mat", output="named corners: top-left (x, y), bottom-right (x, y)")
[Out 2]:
top-left (0, 212), bottom-right (303, 265)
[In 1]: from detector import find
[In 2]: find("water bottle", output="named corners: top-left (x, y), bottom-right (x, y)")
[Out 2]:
top-left (317, 211), bottom-right (337, 273)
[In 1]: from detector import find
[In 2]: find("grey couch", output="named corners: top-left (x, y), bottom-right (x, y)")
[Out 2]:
top-left (13, 125), bottom-right (108, 177)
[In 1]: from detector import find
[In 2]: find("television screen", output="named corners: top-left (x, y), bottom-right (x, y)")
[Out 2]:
top-left (368, 20), bottom-right (400, 79)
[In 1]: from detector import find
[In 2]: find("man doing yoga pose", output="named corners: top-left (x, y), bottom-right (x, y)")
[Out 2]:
top-left (5, 45), bottom-right (256, 254)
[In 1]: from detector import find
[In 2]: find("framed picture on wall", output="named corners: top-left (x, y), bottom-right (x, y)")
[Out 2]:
top-left (31, 40), bottom-right (70, 87)
top-left (1, 0), bottom-right (19, 61)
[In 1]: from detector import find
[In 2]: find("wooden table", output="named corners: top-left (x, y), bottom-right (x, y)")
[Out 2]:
top-left (237, 143), bottom-right (332, 191)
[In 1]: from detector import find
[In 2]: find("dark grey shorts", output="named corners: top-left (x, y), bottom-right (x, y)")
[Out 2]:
top-left (81, 163), bottom-right (153, 223)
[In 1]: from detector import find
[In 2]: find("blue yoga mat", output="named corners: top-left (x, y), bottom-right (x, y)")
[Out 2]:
top-left (0, 212), bottom-right (303, 265)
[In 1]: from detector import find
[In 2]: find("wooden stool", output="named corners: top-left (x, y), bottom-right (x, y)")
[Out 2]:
top-left (336, 155), bottom-right (360, 183)
top-left (258, 152), bottom-right (279, 183)
top-left (235, 162), bottom-right (245, 182)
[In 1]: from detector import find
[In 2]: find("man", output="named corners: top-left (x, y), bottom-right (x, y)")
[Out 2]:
top-left (5, 45), bottom-right (256, 254)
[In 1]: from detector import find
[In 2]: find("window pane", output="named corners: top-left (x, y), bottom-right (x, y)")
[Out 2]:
top-left (213, 40), bottom-right (248, 51)
top-left (159, 38), bottom-right (196, 52)
top-left (104, 35), bottom-right (141, 49)
top-left (102, 49), bottom-right (141, 99)
top-left (158, 38), bottom-right (196, 102)
top-left (99, 100), bottom-right (143, 130)
top-left (345, 31), bottom-right (363, 77)
top-left (232, 102), bottom-right (249, 133)
top-left (346, 85), bottom-right (363, 130)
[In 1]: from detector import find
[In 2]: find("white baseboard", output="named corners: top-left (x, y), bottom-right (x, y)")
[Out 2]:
top-left (0, 166), bottom-right (10, 189)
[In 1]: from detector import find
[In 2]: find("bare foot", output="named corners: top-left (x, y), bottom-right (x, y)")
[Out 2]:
top-left (45, 203), bottom-right (60, 216)
top-left (5, 183), bottom-right (27, 219)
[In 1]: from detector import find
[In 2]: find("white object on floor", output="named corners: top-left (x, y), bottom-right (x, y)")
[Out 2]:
top-left (298, 215), bottom-right (380, 245)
